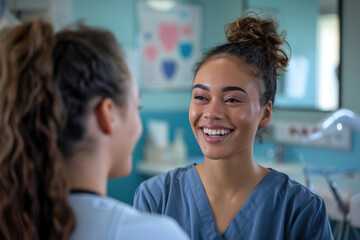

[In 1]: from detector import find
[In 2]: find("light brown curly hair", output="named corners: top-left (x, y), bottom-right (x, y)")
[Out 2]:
top-left (0, 20), bottom-right (75, 240)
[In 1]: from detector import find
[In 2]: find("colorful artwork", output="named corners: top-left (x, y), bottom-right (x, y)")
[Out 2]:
top-left (138, 1), bottom-right (202, 89)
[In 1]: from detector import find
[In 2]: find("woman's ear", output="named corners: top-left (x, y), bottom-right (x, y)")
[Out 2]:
top-left (259, 101), bottom-right (272, 127)
top-left (94, 98), bottom-right (116, 135)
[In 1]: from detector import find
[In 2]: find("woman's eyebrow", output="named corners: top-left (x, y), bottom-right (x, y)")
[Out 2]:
top-left (192, 84), bottom-right (248, 95)
top-left (192, 84), bottom-right (209, 91)
top-left (222, 86), bottom-right (248, 95)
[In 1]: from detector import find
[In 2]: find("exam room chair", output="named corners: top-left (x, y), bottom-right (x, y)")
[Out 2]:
top-left (344, 193), bottom-right (360, 240)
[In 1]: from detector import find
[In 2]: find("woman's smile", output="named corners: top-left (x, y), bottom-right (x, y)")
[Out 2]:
top-left (199, 125), bottom-right (234, 143)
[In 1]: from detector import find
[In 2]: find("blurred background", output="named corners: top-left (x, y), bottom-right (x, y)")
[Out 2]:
top-left (1, 0), bottom-right (360, 239)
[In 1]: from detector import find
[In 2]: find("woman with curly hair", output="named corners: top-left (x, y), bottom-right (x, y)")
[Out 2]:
top-left (134, 14), bottom-right (333, 239)
top-left (0, 20), bottom-right (188, 240)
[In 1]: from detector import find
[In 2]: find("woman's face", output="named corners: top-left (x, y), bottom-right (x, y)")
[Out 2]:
top-left (109, 77), bottom-right (143, 178)
top-left (189, 55), bottom-right (271, 160)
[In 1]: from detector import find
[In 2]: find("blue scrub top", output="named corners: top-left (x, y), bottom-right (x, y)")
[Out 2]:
top-left (134, 164), bottom-right (333, 240)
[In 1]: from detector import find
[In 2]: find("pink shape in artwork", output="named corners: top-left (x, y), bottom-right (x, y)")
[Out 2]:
top-left (159, 23), bottom-right (179, 52)
top-left (183, 26), bottom-right (192, 36)
top-left (144, 46), bottom-right (157, 62)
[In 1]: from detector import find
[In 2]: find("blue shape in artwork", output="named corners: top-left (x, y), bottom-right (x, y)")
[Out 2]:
top-left (179, 43), bottom-right (193, 59)
top-left (162, 60), bottom-right (176, 80)
top-left (180, 10), bottom-right (188, 19)
top-left (144, 32), bottom-right (152, 40)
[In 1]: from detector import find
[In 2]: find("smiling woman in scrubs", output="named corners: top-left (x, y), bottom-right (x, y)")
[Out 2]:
top-left (134, 14), bottom-right (334, 240)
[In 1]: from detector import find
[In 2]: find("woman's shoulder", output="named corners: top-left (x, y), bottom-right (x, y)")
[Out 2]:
top-left (69, 194), bottom-right (189, 239)
top-left (117, 203), bottom-right (189, 239)
top-left (269, 169), bottom-right (325, 209)
top-left (138, 163), bottom-right (195, 190)
top-left (69, 193), bottom-right (126, 213)
top-left (267, 171), bottom-right (333, 239)
top-left (133, 163), bottom-right (196, 210)
top-left (69, 194), bottom-right (126, 239)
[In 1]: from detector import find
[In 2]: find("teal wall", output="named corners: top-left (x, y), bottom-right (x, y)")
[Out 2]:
top-left (73, 0), bottom-right (243, 113)
top-left (247, 0), bottom-right (318, 109)
top-left (73, 0), bottom-right (360, 207)
top-left (73, 0), bottom-right (135, 48)
top-left (342, 0), bottom-right (360, 115)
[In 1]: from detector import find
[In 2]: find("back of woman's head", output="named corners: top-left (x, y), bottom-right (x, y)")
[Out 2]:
top-left (0, 20), bottom-right (74, 239)
top-left (0, 19), bottom-right (131, 238)
top-left (194, 12), bottom-right (291, 106)
top-left (53, 25), bottom-right (130, 158)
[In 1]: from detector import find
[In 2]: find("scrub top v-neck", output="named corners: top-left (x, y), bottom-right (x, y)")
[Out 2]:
top-left (134, 164), bottom-right (333, 240)
top-left (186, 164), bottom-right (278, 239)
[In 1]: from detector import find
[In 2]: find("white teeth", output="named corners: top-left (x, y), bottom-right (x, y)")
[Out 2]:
top-left (203, 128), bottom-right (231, 137)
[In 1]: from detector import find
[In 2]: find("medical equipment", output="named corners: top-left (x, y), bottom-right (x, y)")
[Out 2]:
top-left (323, 172), bottom-right (349, 218)
top-left (296, 150), bottom-right (314, 192)
top-left (303, 166), bottom-right (314, 192)
top-left (304, 108), bottom-right (360, 143)
top-left (343, 193), bottom-right (360, 240)
top-left (301, 108), bottom-right (360, 240)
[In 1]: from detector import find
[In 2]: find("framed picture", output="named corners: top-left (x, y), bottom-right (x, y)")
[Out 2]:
top-left (137, 1), bottom-right (202, 90)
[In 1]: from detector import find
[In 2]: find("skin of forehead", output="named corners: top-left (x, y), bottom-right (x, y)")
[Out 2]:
top-left (196, 54), bottom-right (264, 101)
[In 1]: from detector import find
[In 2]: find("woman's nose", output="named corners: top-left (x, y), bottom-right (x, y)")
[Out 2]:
top-left (204, 100), bottom-right (225, 120)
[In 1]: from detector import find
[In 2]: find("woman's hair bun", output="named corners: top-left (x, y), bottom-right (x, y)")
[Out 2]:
top-left (225, 12), bottom-right (290, 74)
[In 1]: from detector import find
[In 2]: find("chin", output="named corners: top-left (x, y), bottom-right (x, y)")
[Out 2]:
top-left (202, 149), bottom-right (229, 160)
top-left (109, 158), bottom-right (133, 178)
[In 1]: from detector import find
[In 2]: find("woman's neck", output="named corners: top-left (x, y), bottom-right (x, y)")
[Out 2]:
top-left (196, 154), bottom-right (269, 194)
top-left (66, 150), bottom-right (109, 196)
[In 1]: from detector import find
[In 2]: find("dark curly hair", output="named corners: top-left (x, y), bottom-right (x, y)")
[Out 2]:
top-left (0, 20), bottom-right (75, 239)
top-left (53, 25), bottom-right (130, 158)
top-left (194, 12), bottom-right (291, 106)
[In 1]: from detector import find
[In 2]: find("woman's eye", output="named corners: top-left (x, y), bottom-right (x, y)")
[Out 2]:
top-left (226, 98), bottom-right (240, 103)
top-left (194, 95), bottom-right (207, 101)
